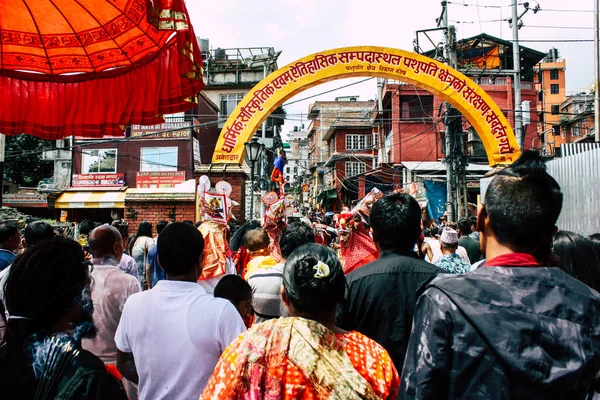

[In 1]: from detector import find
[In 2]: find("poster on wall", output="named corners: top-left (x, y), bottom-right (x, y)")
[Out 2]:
top-left (193, 137), bottom-right (202, 170)
top-left (136, 171), bottom-right (186, 188)
top-left (72, 174), bottom-right (125, 187)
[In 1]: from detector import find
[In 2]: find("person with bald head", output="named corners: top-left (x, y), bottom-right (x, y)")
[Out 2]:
top-left (82, 225), bottom-right (140, 370)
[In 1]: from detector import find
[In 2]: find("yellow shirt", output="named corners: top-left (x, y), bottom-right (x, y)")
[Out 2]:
top-left (244, 255), bottom-right (278, 280)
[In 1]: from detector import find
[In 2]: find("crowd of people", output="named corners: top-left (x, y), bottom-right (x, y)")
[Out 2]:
top-left (1, 150), bottom-right (600, 399)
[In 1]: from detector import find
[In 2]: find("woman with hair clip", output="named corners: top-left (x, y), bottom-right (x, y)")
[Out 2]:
top-left (201, 243), bottom-right (399, 400)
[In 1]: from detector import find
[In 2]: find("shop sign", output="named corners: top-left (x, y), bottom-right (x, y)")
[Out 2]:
top-left (3, 193), bottom-right (48, 208)
top-left (136, 171), bottom-right (186, 188)
top-left (72, 173), bottom-right (125, 187)
top-left (130, 121), bottom-right (191, 139)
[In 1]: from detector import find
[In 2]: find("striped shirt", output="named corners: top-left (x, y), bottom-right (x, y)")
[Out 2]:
top-left (247, 263), bottom-right (285, 323)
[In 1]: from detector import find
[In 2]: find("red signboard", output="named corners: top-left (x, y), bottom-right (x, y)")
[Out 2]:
top-left (136, 171), bottom-right (186, 188)
top-left (72, 173), bottom-right (125, 187)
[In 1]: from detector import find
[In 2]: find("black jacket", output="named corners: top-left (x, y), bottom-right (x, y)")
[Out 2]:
top-left (337, 250), bottom-right (441, 373)
top-left (0, 322), bottom-right (127, 400)
top-left (401, 266), bottom-right (600, 399)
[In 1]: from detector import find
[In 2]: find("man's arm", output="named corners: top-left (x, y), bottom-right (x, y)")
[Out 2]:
top-left (116, 350), bottom-right (138, 384)
top-left (421, 242), bottom-right (432, 262)
top-left (400, 289), bottom-right (451, 400)
top-left (145, 251), bottom-right (153, 290)
top-left (217, 302), bottom-right (247, 352)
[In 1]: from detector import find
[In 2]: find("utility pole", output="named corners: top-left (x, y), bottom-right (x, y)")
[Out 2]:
top-left (440, 1), bottom-right (464, 222)
top-left (595, 0), bottom-right (600, 142)
top-left (511, 1), bottom-right (524, 149)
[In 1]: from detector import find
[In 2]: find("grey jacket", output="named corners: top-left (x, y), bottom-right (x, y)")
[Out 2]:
top-left (402, 266), bottom-right (600, 399)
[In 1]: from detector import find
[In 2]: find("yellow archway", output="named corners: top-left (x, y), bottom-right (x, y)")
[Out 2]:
top-left (212, 46), bottom-right (520, 166)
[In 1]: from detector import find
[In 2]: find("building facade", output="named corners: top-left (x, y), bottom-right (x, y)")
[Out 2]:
top-left (305, 98), bottom-right (376, 210)
top-left (534, 49), bottom-right (567, 155)
top-left (200, 41), bottom-right (284, 218)
top-left (56, 93), bottom-right (219, 227)
top-left (557, 93), bottom-right (596, 145)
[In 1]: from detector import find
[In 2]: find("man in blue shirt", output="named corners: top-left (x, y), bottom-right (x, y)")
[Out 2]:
top-left (0, 222), bottom-right (20, 271)
top-left (435, 228), bottom-right (471, 274)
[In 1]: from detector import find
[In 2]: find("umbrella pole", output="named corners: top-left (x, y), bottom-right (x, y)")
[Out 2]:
top-left (0, 134), bottom-right (4, 208)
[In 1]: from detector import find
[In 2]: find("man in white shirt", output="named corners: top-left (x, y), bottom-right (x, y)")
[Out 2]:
top-left (115, 222), bottom-right (246, 400)
top-left (82, 225), bottom-right (140, 363)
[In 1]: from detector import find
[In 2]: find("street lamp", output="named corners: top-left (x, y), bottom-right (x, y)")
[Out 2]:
top-left (244, 137), bottom-right (264, 220)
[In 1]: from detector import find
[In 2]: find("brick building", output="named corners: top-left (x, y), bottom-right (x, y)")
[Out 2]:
top-left (533, 49), bottom-right (567, 155)
top-left (55, 93), bottom-right (219, 229)
top-left (322, 102), bottom-right (376, 209)
top-left (557, 93), bottom-right (596, 145)
top-left (305, 98), bottom-right (376, 209)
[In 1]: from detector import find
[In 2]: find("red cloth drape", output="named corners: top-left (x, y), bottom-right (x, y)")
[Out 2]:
top-left (0, 0), bottom-right (204, 139)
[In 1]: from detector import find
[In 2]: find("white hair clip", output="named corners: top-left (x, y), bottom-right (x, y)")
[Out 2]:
top-left (313, 261), bottom-right (331, 279)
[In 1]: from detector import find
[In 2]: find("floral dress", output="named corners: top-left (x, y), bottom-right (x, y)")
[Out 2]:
top-left (201, 317), bottom-right (399, 400)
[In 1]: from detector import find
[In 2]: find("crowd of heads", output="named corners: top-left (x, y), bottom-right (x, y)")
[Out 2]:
top-left (483, 151), bottom-right (563, 253)
top-left (4, 239), bottom-right (95, 341)
top-left (157, 222), bottom-right (204, 278)
top-left (370, 193), bottom-right (422, 252)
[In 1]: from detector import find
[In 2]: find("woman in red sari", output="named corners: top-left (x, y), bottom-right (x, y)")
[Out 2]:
top-left (201, 243), bottom-right (399, 400)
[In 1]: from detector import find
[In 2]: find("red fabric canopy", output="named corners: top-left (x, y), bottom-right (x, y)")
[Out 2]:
top-left (0, 0), bottom-right (204, 138)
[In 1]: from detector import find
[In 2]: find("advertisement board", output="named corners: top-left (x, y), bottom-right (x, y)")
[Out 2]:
top-left (72, 173), bottom-right (125, 187)
top-left (3, 193), bottom-right (48, 208)
top-left (136, 171), bottom-right (186, 188)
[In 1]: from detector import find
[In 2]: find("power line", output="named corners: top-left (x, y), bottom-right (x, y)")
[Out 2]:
top-left (537, 8), bottom-right (594, 13)
top-left (521, 25), bottom-right (594, 30)
top-left (507, 39), bottom-right (594, 42)
top-left (282, 78), bottom-right (375, 106)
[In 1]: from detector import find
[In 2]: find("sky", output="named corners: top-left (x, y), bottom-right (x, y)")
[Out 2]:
top-left (186, 0), bottom-right (596, 139)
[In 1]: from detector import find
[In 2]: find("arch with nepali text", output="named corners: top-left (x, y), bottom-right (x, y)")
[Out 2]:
top-left (212, 46), bottom-right (520, 166)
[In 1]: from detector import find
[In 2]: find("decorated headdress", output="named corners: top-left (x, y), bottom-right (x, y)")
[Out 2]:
top-left (262, 191), bottom-right (296, 263)
top-left (351, 187), bottom-right (384, 218)
top-left (198, 175), bottom-right (238, 224)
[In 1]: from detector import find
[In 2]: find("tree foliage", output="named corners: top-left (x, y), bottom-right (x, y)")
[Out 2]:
top-left (4, 135), bottom-right (54, 186)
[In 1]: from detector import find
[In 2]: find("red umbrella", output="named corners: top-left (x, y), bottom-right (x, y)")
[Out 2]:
top-left (0, 0), bottom-right (204, 138)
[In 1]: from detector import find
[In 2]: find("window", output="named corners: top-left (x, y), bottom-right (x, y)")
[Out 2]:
top-left (345, 161), bottom-right (366, 178)
top-left (372, 133), bottom-right (379, 149)
top-left (286, 167), bottom-right (290, 174)
top-left (140, 147), bottom-right (178, 172)
top-left (550, 84), bottom-right (560, 95)
top-left (400, 95), bottom-right (434, 119)
top-left (294, 167), bottom-right (298, 173)
top-left (82, 149), bottom-right (117, 174)
top-left (550, 69), bottom-right (559, 80)
top-left (551, 105), bottom-right (560, 115)
top-left (220, 94), bottom-right (244, 117)
top-left (346, 134), bottom-right (367, 150)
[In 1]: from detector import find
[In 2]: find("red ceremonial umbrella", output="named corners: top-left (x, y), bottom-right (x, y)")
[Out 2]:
top-left (0, 0), bottom-right (204, 138)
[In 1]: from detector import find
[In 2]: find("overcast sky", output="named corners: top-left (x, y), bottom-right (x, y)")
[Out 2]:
top-left (187, 0), bottom-right (596, 138)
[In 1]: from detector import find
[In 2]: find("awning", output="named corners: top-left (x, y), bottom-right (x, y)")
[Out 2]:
top-left (55, 191), bottom-right (126, 209)
top-left (317, 188), bottom-right (338, 201)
